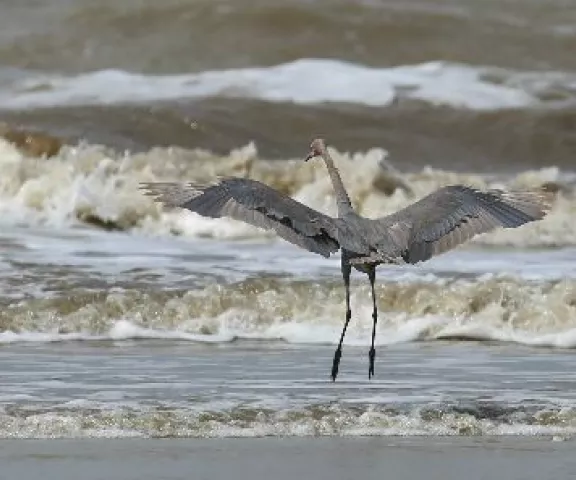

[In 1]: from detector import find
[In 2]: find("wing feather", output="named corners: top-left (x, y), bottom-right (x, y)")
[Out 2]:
top-left (372, 185), bottom-right (553, 264)
top-left (140, 178), bottom-right (341, 257)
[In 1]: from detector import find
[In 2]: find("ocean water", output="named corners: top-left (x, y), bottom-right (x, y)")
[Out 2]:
top-left (2, 59), bottom-right (569, 111)
top-left (0, 0), bottom-right (575, 440)
top-left (0, 136), bottom-right (575, 438)
top-left (1, 0), bottom-right (575, 168)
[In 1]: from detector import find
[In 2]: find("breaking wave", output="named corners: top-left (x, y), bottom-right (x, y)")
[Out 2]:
top-left (2, 59), bottom-right (576, 111)
top-left (2, 402), bottom-right (575, 439)
top-left (1, 276), bottom-right (576, 349)
top-left (0, 137), bottom-right (574, 249)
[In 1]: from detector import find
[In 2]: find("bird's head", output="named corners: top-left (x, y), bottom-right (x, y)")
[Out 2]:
top-left (304, 138), bottom-right (327, 162)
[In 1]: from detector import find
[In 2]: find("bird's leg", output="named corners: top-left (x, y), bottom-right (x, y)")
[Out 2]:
top-left (368, 266), bottom-right (378, 379)
top-left (332, 258), bottom-right (352, 382)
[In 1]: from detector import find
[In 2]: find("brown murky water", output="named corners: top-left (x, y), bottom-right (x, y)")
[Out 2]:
top-left (0, 0), bottom-right (575, 171)
top-left (1, 0), bottom-right (575, 73)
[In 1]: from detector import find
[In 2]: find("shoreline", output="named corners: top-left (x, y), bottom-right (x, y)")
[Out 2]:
top-left (2, 436), bottom-right (574, 480)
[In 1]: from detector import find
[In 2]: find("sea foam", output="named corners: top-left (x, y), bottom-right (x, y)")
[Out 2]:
top-left (2, 59), bottom-right (572, 111)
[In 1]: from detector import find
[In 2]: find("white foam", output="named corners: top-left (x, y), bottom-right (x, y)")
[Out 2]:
top-left (0, 138), bottom-right (573, 250)
top-left (0, 320), bottom-right (237, 345)
top-left (3, 312), bottom-right (576, 351)
top-left (108, 319), bottom-right (234, 343)
top-left (436, 323), bottom-right (576, 348)
top-left (2, 405), bottom-right (574, 438)
top-left (0, 330), bottom-right (90, 344)
top-left (0, 59), bottom-right (550, 111)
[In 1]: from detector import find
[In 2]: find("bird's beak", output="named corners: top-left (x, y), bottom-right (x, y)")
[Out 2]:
top-left (304, 151), bottom-right (315, 162)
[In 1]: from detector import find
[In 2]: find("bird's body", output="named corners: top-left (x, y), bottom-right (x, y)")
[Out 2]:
top-left (141, 138), bottom-right (553, 381)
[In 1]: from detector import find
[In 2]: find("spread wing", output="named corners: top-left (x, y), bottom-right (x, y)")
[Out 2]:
top-left (140, 178), bottom-right (341, 257)
top-left (370, 185), bottom-right (553, 264)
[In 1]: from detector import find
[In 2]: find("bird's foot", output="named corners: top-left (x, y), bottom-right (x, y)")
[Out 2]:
top-left (331, 347), bottom-right (342, 382)
top-left (368, 347), bottom-right (376, 379)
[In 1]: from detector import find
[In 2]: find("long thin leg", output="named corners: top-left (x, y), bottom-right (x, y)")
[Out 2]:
top-left (331, 258), bottom-right (352, 382)
top-left (368, 266), bottom-right (378, 379)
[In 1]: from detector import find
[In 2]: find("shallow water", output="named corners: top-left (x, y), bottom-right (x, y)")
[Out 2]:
top-left (0, 217), bottom-right (576, 437)
top-left (2, 338), bottom-right (576, 438)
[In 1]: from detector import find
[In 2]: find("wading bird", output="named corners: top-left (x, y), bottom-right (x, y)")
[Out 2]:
top-left (140, 138), bottom-right (552, 381)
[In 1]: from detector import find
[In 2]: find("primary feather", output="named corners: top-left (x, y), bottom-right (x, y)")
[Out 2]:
top-left (140, 178), bottom-right (341, 257)
top-left (371, 185), bottom-right (553, 264)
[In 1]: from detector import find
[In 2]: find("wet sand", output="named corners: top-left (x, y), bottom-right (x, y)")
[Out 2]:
top-left (2, 437), bottom-right (575, 480)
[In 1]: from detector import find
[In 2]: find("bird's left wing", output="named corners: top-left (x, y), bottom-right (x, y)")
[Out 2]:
top-left (366, 185), bottom-right (553, 264)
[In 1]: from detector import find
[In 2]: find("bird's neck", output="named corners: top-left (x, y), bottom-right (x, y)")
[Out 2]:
top-left (321, 152), bottom-right (353, 215)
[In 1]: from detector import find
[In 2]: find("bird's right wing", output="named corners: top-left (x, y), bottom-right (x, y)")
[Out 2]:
top-left (369, 185), bottom-right (553, 264)
top-left (140, 177), bottom-right (341, 257)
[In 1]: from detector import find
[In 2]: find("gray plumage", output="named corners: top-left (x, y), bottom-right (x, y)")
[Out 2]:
top-left (140, 138), bottom-right (553, 381)
top-left (141, 178), bottom-right (341, 258)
